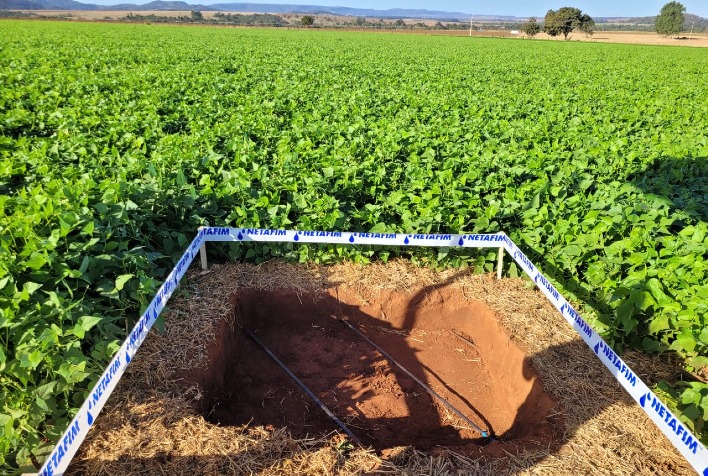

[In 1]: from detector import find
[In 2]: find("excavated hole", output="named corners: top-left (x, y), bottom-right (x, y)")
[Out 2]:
top-left (192, 286), bottom-right (561, 456)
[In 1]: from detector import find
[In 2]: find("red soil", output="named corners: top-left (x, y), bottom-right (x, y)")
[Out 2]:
top-left (190, 285), bottom-right (562, 457)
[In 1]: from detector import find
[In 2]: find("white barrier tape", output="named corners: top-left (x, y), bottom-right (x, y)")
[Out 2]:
top-left (200, 227), bottom-right (508, 247)
top-left (38, 230), bottom-right (207, 476)
top-left (502, 239), bottom-right (708, 476)
top-left (39, 227), bottom-right (708, 476)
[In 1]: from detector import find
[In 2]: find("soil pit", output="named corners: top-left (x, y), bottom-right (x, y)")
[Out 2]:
top-left (192, 286), bottom-right (560, 456)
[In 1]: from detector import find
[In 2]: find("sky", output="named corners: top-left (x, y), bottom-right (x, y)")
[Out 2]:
top-left (88, 0), bottom-right (708, 18)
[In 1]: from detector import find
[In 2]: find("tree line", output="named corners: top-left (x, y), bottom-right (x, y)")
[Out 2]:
top-left (521, 2), bottom-right (695, 39)
top-left (521, 7), bottom-right (595, 39)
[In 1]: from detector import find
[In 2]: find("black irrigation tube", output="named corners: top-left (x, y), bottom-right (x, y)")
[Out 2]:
top-left (341, 319), bottom-right (491, 439)
top-left (244, 328), bottom-right (363, 447)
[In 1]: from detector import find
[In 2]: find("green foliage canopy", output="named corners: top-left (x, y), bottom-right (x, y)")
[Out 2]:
top-left (578, 13), bottom-right (595, 36)
top-left (656, 2), bottom-right (686, 36)
top-left (544, 7), bottom-right (595, 40)
top-left (521, 17), bottom-right (541, 37)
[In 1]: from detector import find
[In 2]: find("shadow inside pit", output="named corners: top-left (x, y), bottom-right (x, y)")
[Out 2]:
top-left (70, 270), bottom-right (662, 475)
top-left (184, 273), bottom-right (633, 466)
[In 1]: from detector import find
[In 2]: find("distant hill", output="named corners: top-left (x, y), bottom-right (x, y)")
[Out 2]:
top-left (0, 0), bottom-right (515, 20)
top-left (0, 0), bottom-right (705, 27)
top-left (596, 13), bottom-right (707, 31)
top-left (0, 0), bottom-right (99, 9)
top-left (0, 0), bottom-right (218, 9)
top-left (207, 4), bottom-right (502, 20)
top-left (597, 13), bottom-right (706, 24)
top-left (107, 0), bottom-right (214, 11)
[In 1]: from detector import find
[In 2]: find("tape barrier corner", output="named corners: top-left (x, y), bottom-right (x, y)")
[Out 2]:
top-left (37, 228), bottom-right (708, 476)
top-left (507, 241), bottom-right (708, 475)
top-left (37, 230), bottom-right (205, 476)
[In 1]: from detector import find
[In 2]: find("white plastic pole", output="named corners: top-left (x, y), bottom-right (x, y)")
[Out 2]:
top-left (496, 247), bottom-right (504, 279)
top-left (200, 243), bottom-right (208, 270)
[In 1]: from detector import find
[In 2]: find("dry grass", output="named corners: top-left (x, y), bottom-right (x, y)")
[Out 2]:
top-left (70, 260), bottom-right (693, 475)
top-left (531, 30), bottom-right (708, 48)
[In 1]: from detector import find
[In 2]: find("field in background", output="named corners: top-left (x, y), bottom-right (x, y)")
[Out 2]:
top-left (0, 20), bottom-right (706, 472)
top-left (533, 30), bottom-right (708, 47)
top-left (5, 12), bottom-right (708, 47)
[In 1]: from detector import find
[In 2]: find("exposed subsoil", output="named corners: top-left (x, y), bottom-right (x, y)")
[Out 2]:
top-left (191, 286), bottom-right (561, 457)
top-left (70, 261), bottom-right (695, 475)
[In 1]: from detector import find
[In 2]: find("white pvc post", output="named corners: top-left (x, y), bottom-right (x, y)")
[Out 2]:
top-left (200, 243), bottom-right (207, 270)
top-left (497, 247), bottom-right (504, 280)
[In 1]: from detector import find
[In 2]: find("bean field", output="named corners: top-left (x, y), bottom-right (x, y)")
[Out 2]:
top-left (0, 20), bottom-right (706, 471)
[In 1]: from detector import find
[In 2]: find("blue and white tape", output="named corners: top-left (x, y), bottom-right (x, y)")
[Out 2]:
top-left (501, 239), bottom-right (707, 476)
top-left (39, 230), bottom-right (207, 476)
top-left (201, 227), bottom-right (508, 247)
top-left (39, 227), bottom-right (708, 476)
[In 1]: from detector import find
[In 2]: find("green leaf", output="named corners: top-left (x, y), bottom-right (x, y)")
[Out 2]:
top-left (648, 315), bottom-right (670, 334)
top-left (5, 407), bottom-right (25, 419)
top-left (669, 336), bottom-right (697, 354)
top-left (35, 382), bottom-right (57, 400)
top-left (20, 350), bottom-right (43, 370)
top-left (82, 220), bottom-right (95, 236)
top-left (24, 252), bottom-right (47, 271)
top-left (646, 278), bottom-right (672, 306)
top-left (642, 337), bottom-right (661, 353)
top-left (0, 414), bottom-right (11, 427)
top-left (78, 315), bottom-right (102, 333)
top-left (616, 301), bottom-right (638, 333)
top-left (114, 274), bottom-right (134, 291)
top-left (58, 361), bottom-right (88, 384)
top-left (72, 325), bottom-right (84, 339)
top-left (690, 356), bottom-right (708, 371)
top-left (23, 282), bottom-right (43, 296)
top-left (59, 217), bottom-right (71, 237)
top-left (369, 223), bottom-right (387, 233)
top-left (79, 256), bottom-right (90, 274)
top-left (681, 403), bottom-right (700, 421)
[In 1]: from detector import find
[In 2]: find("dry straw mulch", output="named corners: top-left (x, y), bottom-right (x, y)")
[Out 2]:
top-left (70, 260), bottom-right (693, 475)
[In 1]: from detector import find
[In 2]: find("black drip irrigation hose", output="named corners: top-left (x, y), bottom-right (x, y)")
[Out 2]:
top-left (340, 319), bottom-right (491, 439)
top-left (244, 328), bottom-right (363, 447)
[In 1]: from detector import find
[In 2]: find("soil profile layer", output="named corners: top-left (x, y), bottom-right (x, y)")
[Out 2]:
top-left (195, 286), bottom-right (559, 456)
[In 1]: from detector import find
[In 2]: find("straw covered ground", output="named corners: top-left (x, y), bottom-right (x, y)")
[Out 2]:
top-left (69, 260), bottom-right (693, 475)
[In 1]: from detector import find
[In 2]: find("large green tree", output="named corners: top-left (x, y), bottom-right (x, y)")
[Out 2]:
top-left (544, 7), bottom-right (594, 40)
top-left (578, 13), bottom-right (595, 36)
top-left (655, 2), bottom-right (686, 36)
top-left (521, 17), bottom-right (541, 37)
